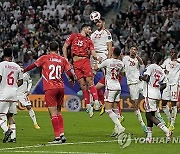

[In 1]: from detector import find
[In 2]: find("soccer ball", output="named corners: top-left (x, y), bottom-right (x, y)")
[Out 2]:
top-left (90, 11), bottom-right (101, 22)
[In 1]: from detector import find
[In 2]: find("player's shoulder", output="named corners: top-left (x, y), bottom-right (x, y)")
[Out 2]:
top-left (122, 55), bottom-right (129, 61)
top-left (104, 29), bottom-right (112, 35)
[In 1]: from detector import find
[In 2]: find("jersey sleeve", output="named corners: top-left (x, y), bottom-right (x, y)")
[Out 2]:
top-left (34, 55), bottom-right (45, 67)
top-left (98, 59), bottom-right (108, 69)
top-left (65, 33), bottom-right (75, 45)
top-left (144, 65), bottom-right (152, 76)
top-left (105, 29), bottom-right (112, 43)
top-left (18, 69), bottom-right (23, 80)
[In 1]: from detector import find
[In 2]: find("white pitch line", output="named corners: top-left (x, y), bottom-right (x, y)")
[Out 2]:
top-left (1, 150), bottom-right (110, 154)
top-left (0, 140), bottom-right (118, 151)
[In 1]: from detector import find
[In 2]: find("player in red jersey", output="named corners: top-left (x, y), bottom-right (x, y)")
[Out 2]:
top-left (24, 41), bottom-right (75, 144)
top-left (62, 24), bottom-right (100, 118)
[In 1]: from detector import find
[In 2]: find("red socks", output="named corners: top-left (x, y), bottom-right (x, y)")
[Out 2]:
top-left (97, 89), bottom-right (104, 104)
top-left (51, 116), bottom-right (60, 138)
top-left (82, 89), bottom-right (90, 104)
top-left (57, 114), bottom-right (64, 135)
top-left (89, 85), bottom-right (98, 100)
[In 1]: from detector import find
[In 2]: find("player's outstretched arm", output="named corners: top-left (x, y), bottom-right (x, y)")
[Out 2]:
top-left (24, 63), bottom-right (37, 73)
top-left (66, 69), bottom-right (76, 86)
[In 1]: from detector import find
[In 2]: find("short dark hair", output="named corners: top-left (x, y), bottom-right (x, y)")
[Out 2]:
top-left (49, 41), bottom-right (59, 51)
top-left (4, 48), bottom-right (13, 57)
top-left (113, 48), bottom-right (121, 57)
top-left (99, 17), bottom-right (105, 22)
top-left (153, 52), bottom-right (163, 64)
top-left (80, 24), bottom-right (91, 31)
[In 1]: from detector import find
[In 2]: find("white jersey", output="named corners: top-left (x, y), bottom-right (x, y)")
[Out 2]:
top-left (0, 61), bottom-right (23, 101)
top-left (17, 72), bottom-right (32, 95)
top-left (98, 58), bottom-right (124, 90)
top-left (143, 64), bottom-right (167, 99)
top-left (161, 58), bottom-right (180, 85)
top-left (90, 29), bottom-right (112, 54)
top-left (123, 56), bottom-right (142, 85)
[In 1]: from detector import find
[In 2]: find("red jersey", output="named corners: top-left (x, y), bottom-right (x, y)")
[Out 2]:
top-left (65, 33), bottom-right (94, 57)
top-left (34, 53), bottom-right (71, 91)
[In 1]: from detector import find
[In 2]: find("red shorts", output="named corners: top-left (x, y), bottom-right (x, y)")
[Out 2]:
top-left (98, 75), bottom-right (122, 85)
top-left (45, 88), bottom-right (64, 107)
top-left (73, 58), bottom-right (93, 80)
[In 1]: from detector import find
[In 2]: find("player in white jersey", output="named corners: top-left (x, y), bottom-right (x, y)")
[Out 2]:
top-left (161, 48), bottom-right (180, 130)
top-left (0, 48), bottom-right (23, 143)
top-left (89, 17), bottom-right (113, 116)
top-left (94, 47), bottom-right (125, 136)
top-left (122, 46), bottom-right (147, 133)
top-left (17, 61), bottom-right (40, 129)
top-left (140, 52), bottom-right (172, 143)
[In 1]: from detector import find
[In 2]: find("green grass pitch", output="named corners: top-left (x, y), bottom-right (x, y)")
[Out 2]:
top-left (0, 111), bottom-right (179, 154)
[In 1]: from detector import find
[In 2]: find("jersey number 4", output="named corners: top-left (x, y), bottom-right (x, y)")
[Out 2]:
top-left (49, 64), bottom-right (62, 79)
top-left (7, 71), bottom-right (14, 85)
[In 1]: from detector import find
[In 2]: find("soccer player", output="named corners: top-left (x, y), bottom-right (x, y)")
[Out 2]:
top-left (94, 48), bottom-right (125, 136)
top-left (161, 48), bottom-right (180, 130)
top-left (0, 48), bottom-right (23, 143)
top-left (122, 46), bottom-right (147, 133)
top-left (62, 24), bottom-right (100, 117)
top-left (90, 17), bottom-right (113, 115)
top-left (24, 41), bottom-right (75, 143)
top-left (17, 61), bottom-right (40, 129)
top-left (139, 52), bottom-right (172, 143)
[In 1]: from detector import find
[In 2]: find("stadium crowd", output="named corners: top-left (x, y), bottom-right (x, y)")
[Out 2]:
top-left (0, 0), bottom-right (115, 67)
top-left (110, 0), bottom-right (180, 64)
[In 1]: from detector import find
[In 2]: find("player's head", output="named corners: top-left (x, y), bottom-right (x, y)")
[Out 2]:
top-left (80, 24), bottom-right (92, 36)
top-left (152, 52), bottom-right (163, 64)
top-left (49, 41), bottom-right (59, 53)
top-left (95, 17), bottom-right (105, 30)
top-left (112, 47), bottom-right (121, 58)
top-left (129, 46), bottom-right (138, 58)
top-left (16, 61), bottom-right (23, 68)
top-left (170, 47), bottom-right (177, 60)
top-left (3, 47), bottom-right (13, 61)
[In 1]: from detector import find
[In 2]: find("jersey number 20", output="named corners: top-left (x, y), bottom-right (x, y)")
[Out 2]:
top-left (49, 64), bottom-right (62, 79)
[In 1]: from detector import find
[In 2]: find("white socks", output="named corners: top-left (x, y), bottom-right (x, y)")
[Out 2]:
top-left (170, 106), bottom-right (177, 126)
top-left (28, 109), bottom-right (37, 125)
top-left (135, 109), bottom-right (145, 126)
top-left (113, 108), bottom-right (120, 119)
top-left (155, 108), bottom-right (165, 124)
top-left (10, 124), bottom-right (16, 139)
top-left (106, 109), bottom-right (123, 129)
top-left (0, 115), bottom-right (8, 133)
top-left (157, 122), bottom-right (168, 134)
top-left (147, 127), bottom-right (152, 138)
top-left (162, 105), bottom-right (171, 122)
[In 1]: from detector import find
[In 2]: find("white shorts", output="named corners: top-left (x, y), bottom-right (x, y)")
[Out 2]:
top-left (128, 82), bottom-right (143, 100)
top-left (90, 52), bottom-right (107, 70)
top-left (144, 98), bottom-right (158, 112)
top-left (17, 94), bottom-right (31, 107)
top-left (0, 101), bottom-right (17, 114)
top-left (162, 84), bottom-right (178, 101)
top-left (0, 89), bottom-right (17, 102)
top-left (104, 89), bottom-right (121, 102)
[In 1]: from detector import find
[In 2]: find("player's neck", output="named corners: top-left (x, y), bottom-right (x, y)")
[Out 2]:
top-left (130, 55), bottom-right (135, 59)
top-left (4, 57), bottom-right (12, 62)
top-left (98, 27), bottom-right (104, 31)
top-left (80, 31), bottom-right (86, 37)
top-left (50, 51), bottom-right (58, 54)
